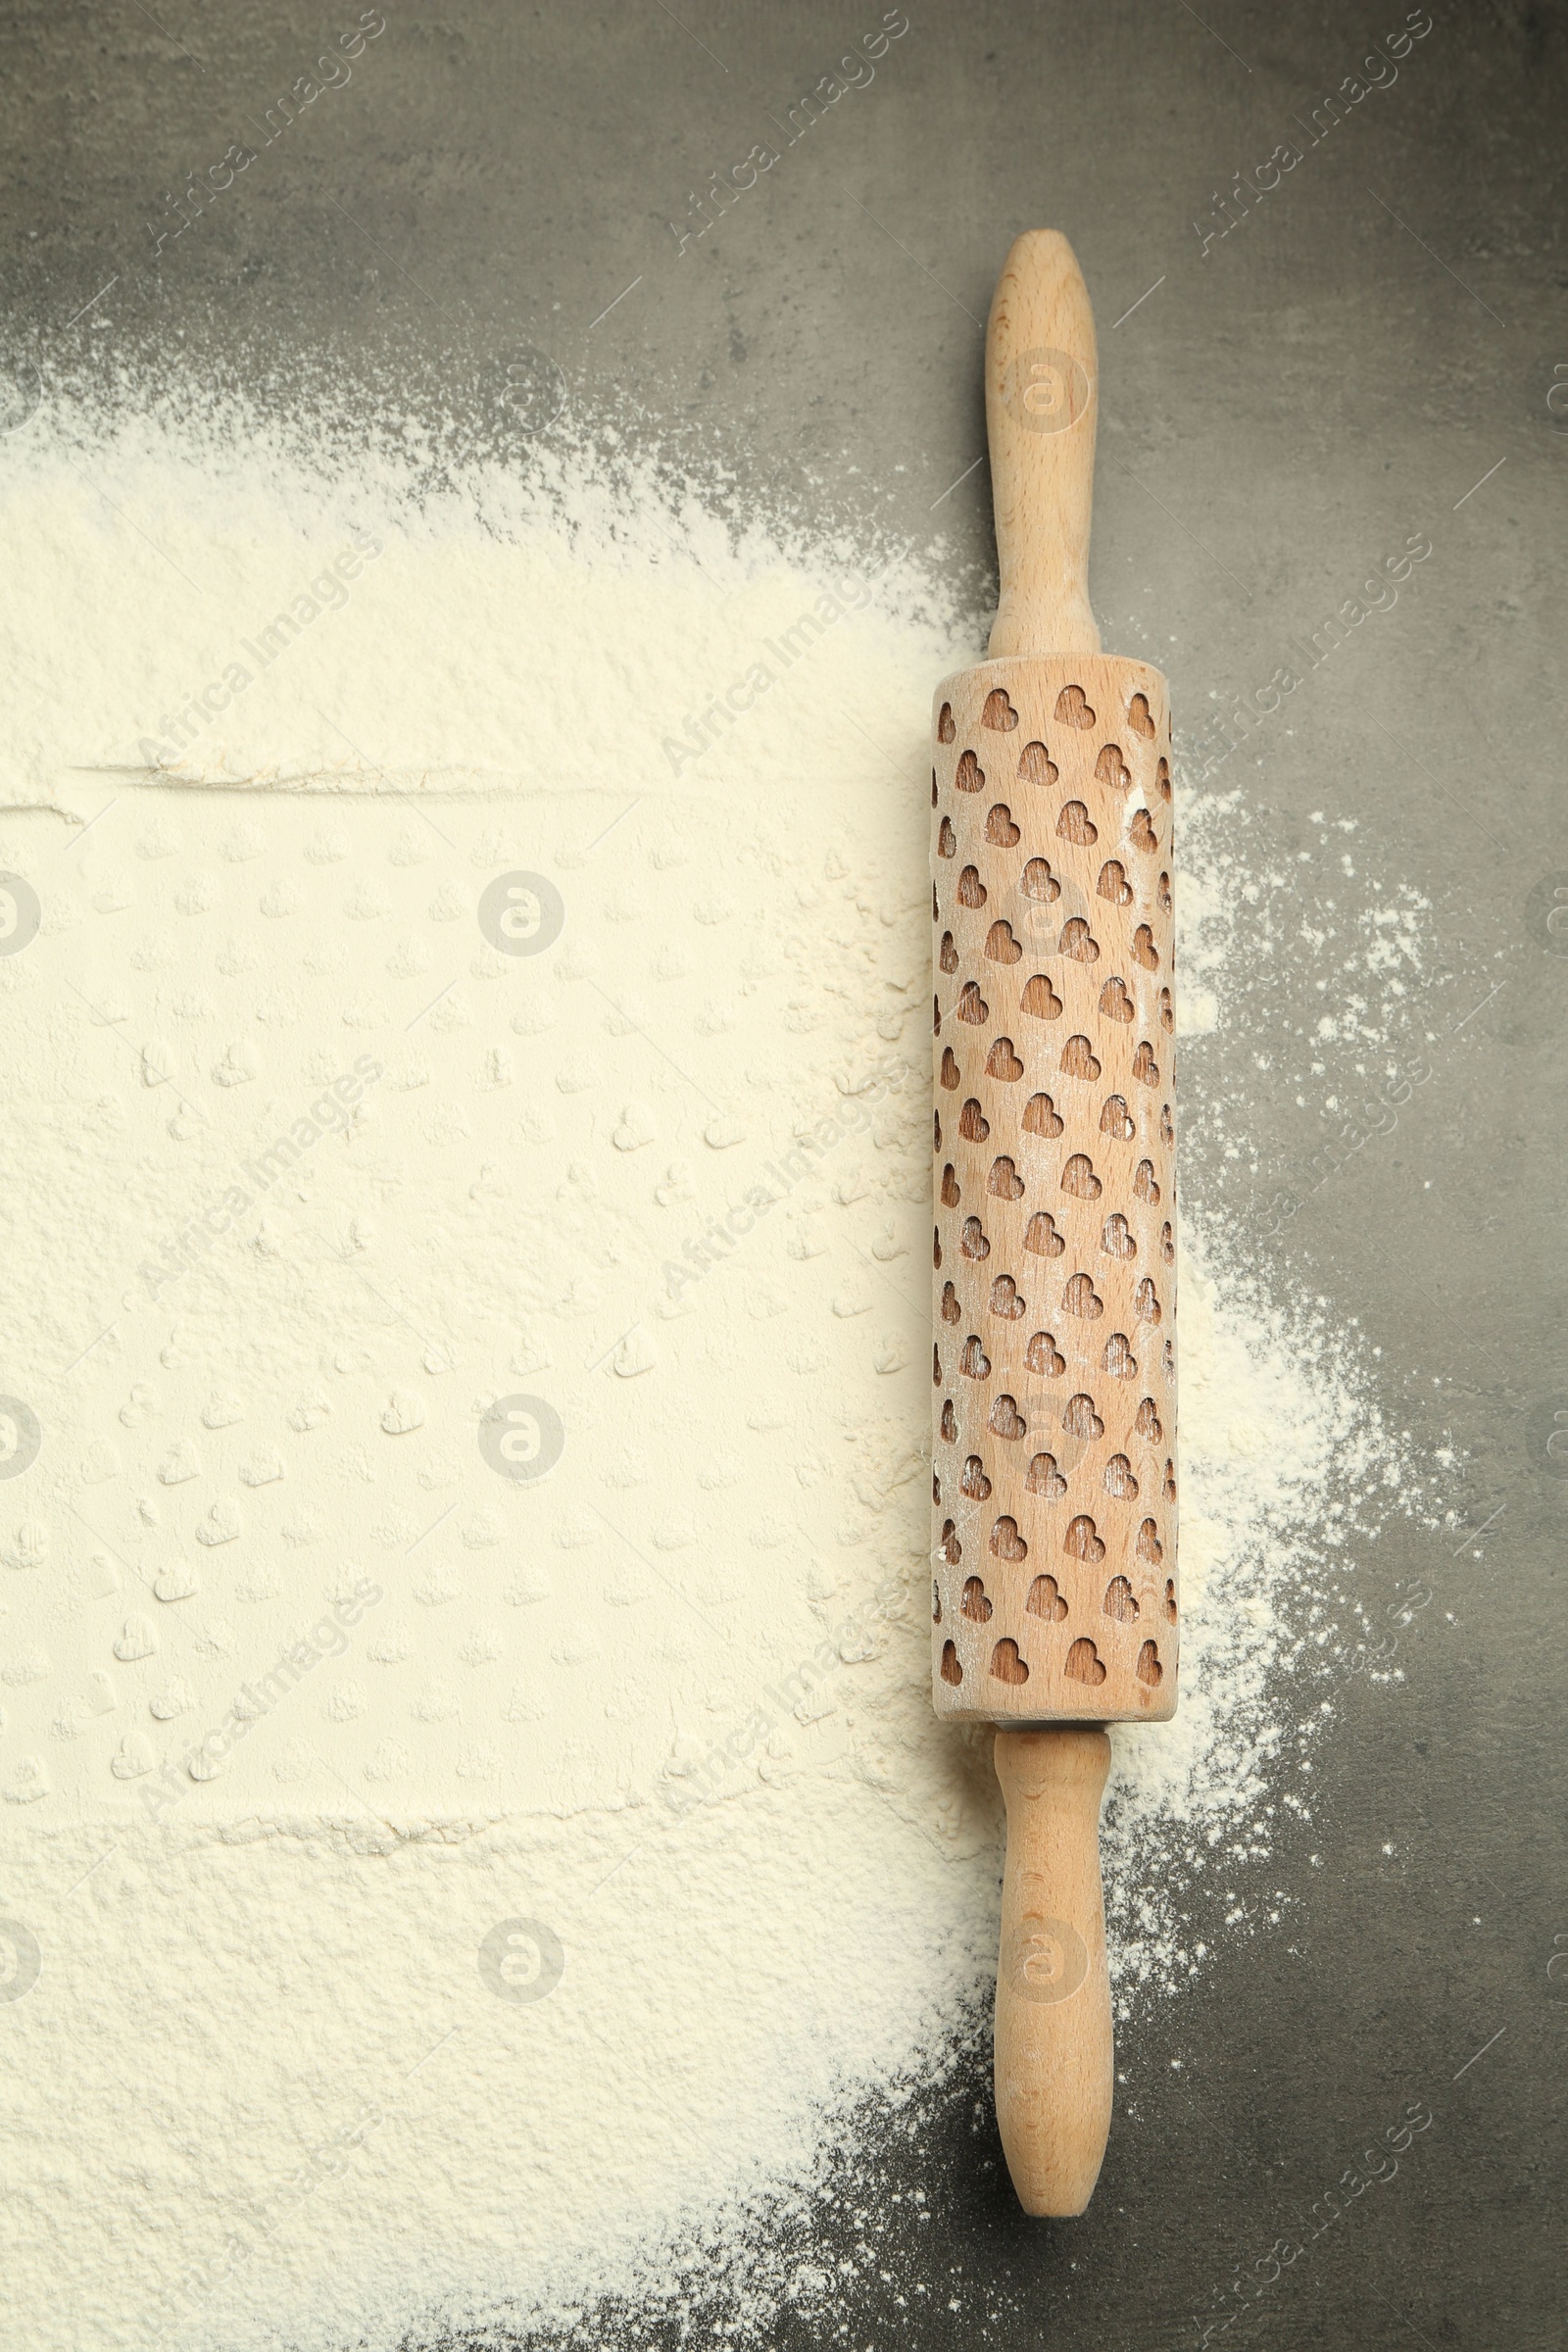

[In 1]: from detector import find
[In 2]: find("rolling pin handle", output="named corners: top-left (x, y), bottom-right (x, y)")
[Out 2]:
top-left (993, 1725), bottom-right (1114, 2216)
top-left (985, 229), bottom-right (1102, 659)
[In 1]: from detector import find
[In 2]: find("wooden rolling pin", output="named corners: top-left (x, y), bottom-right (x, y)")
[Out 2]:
top-left (930, 230), bottom-right (1177, 2216)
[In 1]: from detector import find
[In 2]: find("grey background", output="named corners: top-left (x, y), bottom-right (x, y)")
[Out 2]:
top-left (3, 2), bottom-right (1564, 2346)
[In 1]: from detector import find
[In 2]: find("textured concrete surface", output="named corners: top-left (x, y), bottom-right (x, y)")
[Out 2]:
top-left (1, 3), bottom-right (1564, 2345)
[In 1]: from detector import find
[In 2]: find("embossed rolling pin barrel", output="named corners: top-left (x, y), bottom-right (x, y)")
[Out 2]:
top-left (931, 230), bottom-right (1177, 2216)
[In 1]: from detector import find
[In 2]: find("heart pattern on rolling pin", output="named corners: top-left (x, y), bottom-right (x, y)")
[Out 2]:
top-left (929, 658), bottom-right (1177, 1721)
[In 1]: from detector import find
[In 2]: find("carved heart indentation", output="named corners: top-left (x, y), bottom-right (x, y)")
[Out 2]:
top-left (961, 1454), bottom-right (992, 1499)
top-left (1160, 1103), bottom-right (1174, 1146)
top-left (1025, 1330), bottom-right (1065, 1377)
top-left (931, 768), bottom-right (938, 808)
top-left (1065, 1637), bottom-right (1107, 1685)
top-left (986, 1036), bottom-right (1024, 1080)
top-left (1021, 856), bottom-right (1060, 902)
top-left (939, 930), bottom-right (957, 974)
top-left (1026, 1571), bottom-right (1068, 1618)
top-left (1102, 1332), bottom-right (1138, 1378)
top-left (960, 1216), bottom-right (990, 1259)
top-left (1095, 743), bottom-right (1132, 793)
top-left (956, 982), bottom-right (989, 1024)
top-left (1133, 924), bottom-right (1159, 970)
top-left (1100, 1094), bottom-right (1135, 1141)
top-left (956, 750), bottom-right (985, 792)
top-left (1056, 800), bottom-right (1098, 845)
top-left (940, 1281), bottom-right (961, 1324)
top-left (1099, 977), bottom-right (1134, 1025)
top-left (1055, 684), bottom-right (1096, 729)
top-left (941, 1047), bottom-right (960, 1090)
top-left (1059, 916), bottom-right (1100, 963)
top-left (1017, 740), bottom-right (1058, 788)
top-left (1101, 1211), bottom-right (1136, 1257)
top-left (937, 702), bottom-right (956, 744)
top-left (1102, 1574), bottom-right (1139, 1620)
top-left (940, 1639), bottom-right (962, 1685)
top-left (988, 1154), bottom-right (1024, 1200)
top-left (989, 1394), bottom-right (1027, 1440)
top-left (990, 1515), bottom-right (1028, 1562)
top-left (1132, 1040), bottom-right (1159, 1086)
top-left (961, 1574), bottom-right (993, 1621)
top-left (1133, 1158), bottom-right (1160, 1202)
top-left (990, 1638), bottom-right (1029, 1685)
top-left (1163, 1579), bottom-right (1178, 1623)
top-left (1021, 974), bottom-right (1063, 1022)
top-left (1060, 1152), bottom-right (1102, 1199)
top-left (1024, 1209), bottom-right (1064, 1256)
top-left (958, 864), bottom-right (987, 907)
top-left (959, 1098), bottom-right (989, 1141)
top-left (1127, 692), bottom-right (1156, 741)
top-left (989, 1274), bottom-right (1025, 1320)
top-left (1026, 1456), bottom-right (1068, 1504)
top-left (1059, 1035), bottom-right (1102, 1081)
top-left (1097, 858), bottom-right (1133, 906)
top-left (985, 919), bottom-right (1022, 964)
top-left (1062, 1272), bottom-right (1103, 1319)
top-left (982, 689), bottom-right (1019, 732)
top-left (1159, 986), bottom-right (1173, 1034)
top-left (1102, 1453), bottom-right (1139, 1498)
top-left (940, 1520), bottom-right (961, 1565)
top-left (1135, 1277), bottom-right (1162, 1324)
top-left (940, 1164), bottom-right (959, 1206)
top-left (1063, 1515), bottom-right (1105, 1563)
top-left (959, 1336), bottom-right (991, 1380)
top-left (938, 815), bottom-right (956, 858)
top-left (1130, 808), bottom-right (1158, 855)
top-left (1156, 756), bottom-right (1171, 801)
top-left (1160, 1220), bottom-right (1175, 1264)
top-left (940, 1396), bottom-right (956, 1438)
top-left (1023, 1092), bottom-right (1063, 1138)
top-left (1136, 1639), bottom-right (1163, 1687)
top-left (1135, 1396), bottom-right (1163, 1440)
top-left (1062, 1393), bottom-right (1104, 1440)
top-left (986, 802), bottom-right (1021, 847)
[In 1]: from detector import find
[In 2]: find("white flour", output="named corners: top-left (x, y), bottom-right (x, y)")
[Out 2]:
top-left (0, 399), bottom-right (1433, 2349)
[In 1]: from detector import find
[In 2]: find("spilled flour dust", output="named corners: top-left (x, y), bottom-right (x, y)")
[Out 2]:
top-left (0, 393), bottom-right (1438, 2348)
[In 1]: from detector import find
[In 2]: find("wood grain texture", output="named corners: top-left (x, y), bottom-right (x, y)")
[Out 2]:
top-left (993, 1727), bottom-right (1113, 2216)
top-left (986, 228), bottom-right (1101, 660)
top-left (930, 653), bottom-right (1178, 1723)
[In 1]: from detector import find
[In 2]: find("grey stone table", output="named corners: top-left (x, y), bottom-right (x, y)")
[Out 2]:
top-left (2, 3), bottom-right (1561, 2345)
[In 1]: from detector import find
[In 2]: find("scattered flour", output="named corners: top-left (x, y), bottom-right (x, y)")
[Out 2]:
top-left (0, 397), bottom-right (1431, 2349)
